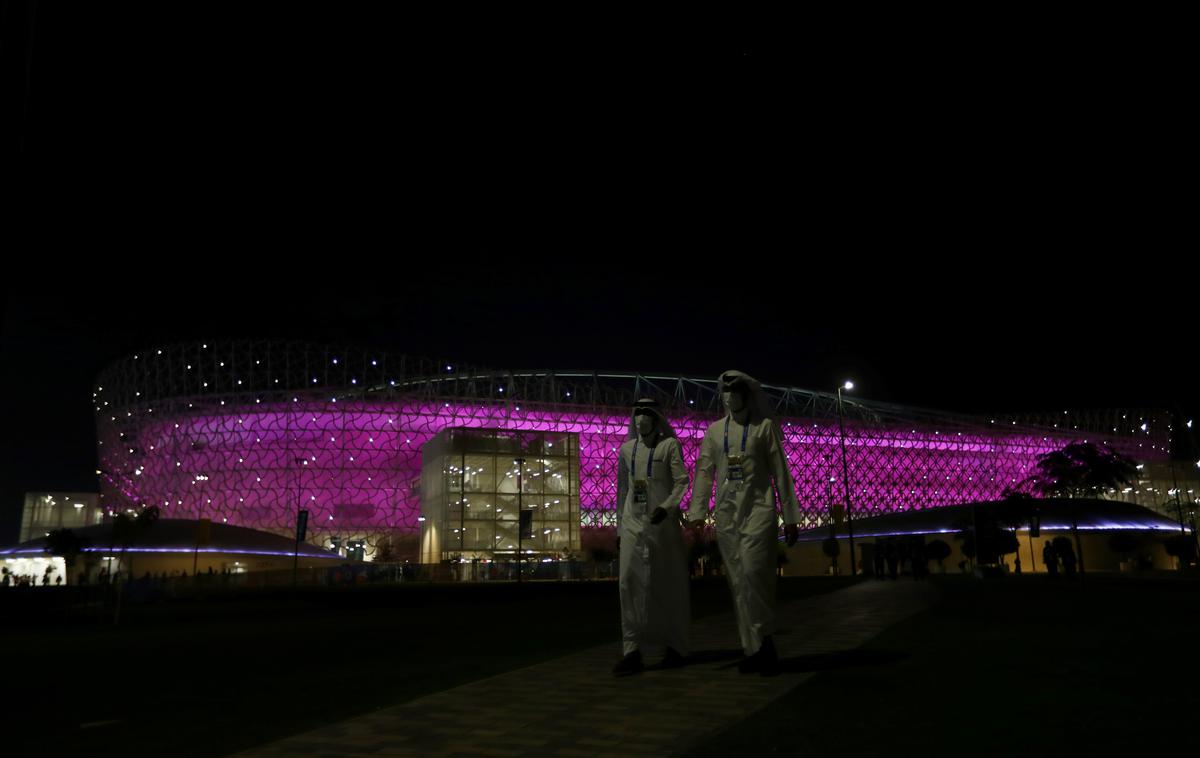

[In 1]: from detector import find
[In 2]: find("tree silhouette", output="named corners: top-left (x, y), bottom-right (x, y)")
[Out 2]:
top-left (43, 529), bottom-right (90, 585)
top-left (925, 539), bottom-right (952, 573)
top-left (821, 536), bottom-right (841, 574)
top-left (110, 506), bottom-right (161, 626)
top-left (1107, 532), bottom-right (1140, 565)
top-left (1025, 442), bottom-right (1139, 576)
top-left (1027, 442), bottom-right (1139, 498)
top-left (375, 538), bottom-right (395, 563)
top-left (112, 505), bottom-right (162, 582)
top-left (1164, 534), bottom-right (1197, 568)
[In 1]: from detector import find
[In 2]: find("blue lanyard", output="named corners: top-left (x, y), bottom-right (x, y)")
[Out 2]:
top-left (723, 416), bottom-right (749, 456)
top-left (631, 437), bottom-right (654, 479)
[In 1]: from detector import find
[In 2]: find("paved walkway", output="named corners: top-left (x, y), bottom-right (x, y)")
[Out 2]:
top-left (235, 580), bottom-right (938, 758)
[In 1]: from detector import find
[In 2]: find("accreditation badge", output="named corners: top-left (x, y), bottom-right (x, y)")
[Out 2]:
top-left (727, 455), bottom-right (745, 482)
top-left (633, 479), bottom-right (649, 514)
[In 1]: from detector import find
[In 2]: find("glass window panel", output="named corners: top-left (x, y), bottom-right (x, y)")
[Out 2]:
top-left (544, 457), bottom-right (570, 494)
top-left (461, 521), bottom-right (494, 550)
top-left (523, 436), bottom-right (545, 456)
top-left (524, 529), bottom-right (547, 551)
top-left (463, 495), bottom-right (496, 519)
top-left (545, 522), bottom-right (568, 550)
top-left (496, 460), bottom-right (522, 494)
top-left (516, 432), bottom-right (544, 455)
top-left (496, 495), bottom-right (518, 520)
top-left (462, 454), bottom-right (496, 493)
top-left (494, 433), bottom-right (524, 455)
top-left (467, 430), bottom-right (500, 453)
top-left (544, 495), bottom-right (568, 520)
top-left (543, 433), bottom-right (571, 453)
top-left (519, 458), bottom-right (543, 495)
top-left (443, 467), bottom-right (460, 495)
top-left (496, 521), bottom-right (519, 551)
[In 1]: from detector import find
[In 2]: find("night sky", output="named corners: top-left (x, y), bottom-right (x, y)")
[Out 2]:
top-left (3, 5), bottom-right (1194, 544)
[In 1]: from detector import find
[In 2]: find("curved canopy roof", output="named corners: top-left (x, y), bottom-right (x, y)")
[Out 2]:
top-left (1, 519), bottom-right (341, 560)
top-left (794, 499), bottom-right (1190, 542)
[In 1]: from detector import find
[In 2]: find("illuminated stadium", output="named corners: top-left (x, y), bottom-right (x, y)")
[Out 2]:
top-left (92, 341), bottom-right (1173, 561)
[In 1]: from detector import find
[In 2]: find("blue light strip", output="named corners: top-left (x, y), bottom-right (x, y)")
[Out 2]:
top-left (789, 523), bottom-right (1192, 542)
top-left (0, 546), bottom-right (339, 558)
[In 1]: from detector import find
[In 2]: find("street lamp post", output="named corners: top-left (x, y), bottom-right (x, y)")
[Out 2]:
top-left (823, 455), bottom-right (838, 574)
top-left (836, 381), bottom-right (857, 576)
top-left (1169, 458), bottom-right (1188, 538)
top-left (293, 457), bottom-right (306, 587)
top-left (515, 457), bottom-right (525, 583)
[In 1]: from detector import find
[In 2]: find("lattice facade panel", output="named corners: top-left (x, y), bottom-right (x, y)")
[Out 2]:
top-left (94, 342), bottom-right (1168, 552)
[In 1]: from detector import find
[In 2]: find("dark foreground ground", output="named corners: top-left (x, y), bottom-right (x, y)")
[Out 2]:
top-left (8, 573), bottom-right (1200, 757)
top-left (3, 576), bottom-right (855, 757)
top-left (689, 573), bottom-right (1200, 758)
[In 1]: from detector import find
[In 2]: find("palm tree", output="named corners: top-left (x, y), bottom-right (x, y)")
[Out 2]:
top-left (43, 529), bottom-right (90, 584)
top-left (111, 505), bottom-right (161, 625)
top-left (1026, 442), bottom-right (1139, 576)
top-left (114, 505), bottom-right (161, 581)
top-left (996, 491), bottom-right (1035, 571)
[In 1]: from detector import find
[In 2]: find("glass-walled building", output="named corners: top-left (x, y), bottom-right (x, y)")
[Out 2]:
top-left (420, 428), bottom-right (581, 563)
top-left (20, 492), bottom-right (103, 542)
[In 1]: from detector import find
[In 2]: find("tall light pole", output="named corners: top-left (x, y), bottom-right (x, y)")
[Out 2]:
top-left (293, 457), bottom-right (306, 587)
top-left (836, 381), bottom-right (857, 576)
top-left (515, 457), bottom-right (526, 584)
top-left (1194, 450), bottom-right (1200, 560)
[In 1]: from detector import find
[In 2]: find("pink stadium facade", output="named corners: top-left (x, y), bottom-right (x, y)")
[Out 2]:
top-left (93, 341), bottom-right (1172, 555)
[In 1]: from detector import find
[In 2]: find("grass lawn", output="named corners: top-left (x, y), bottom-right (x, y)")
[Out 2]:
top-left (689, 573), bottom-right (1200, 757)
top-left (5, 575), bottom-right (856, 756)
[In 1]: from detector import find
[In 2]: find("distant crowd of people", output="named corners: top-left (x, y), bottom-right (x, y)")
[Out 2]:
top-left (0, 564), bottom-right (242, 589)
top-left (865, 536), bottom-right (1090, 578)
top-left (1041, 539), bottom-right (1078, 577)
top-left (0, 566), bottom-right (61, 587)
top-left (870, 537), bottom-right (931, 580)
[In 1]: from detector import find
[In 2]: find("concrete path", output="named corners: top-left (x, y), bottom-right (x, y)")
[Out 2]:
top-left (235, 579), bottom-right (938, 757)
